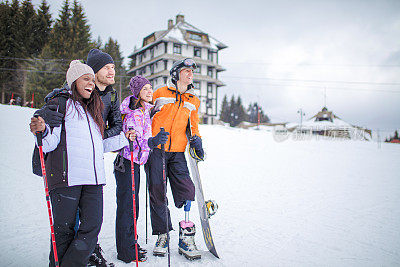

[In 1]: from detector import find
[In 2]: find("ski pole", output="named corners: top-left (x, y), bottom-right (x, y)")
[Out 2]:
top-left (135, 136), bottom-right (147, 245)
top-left (145, 176), bottom-right (148, 244)
top-left (129, 127), bottom-right (139, 267)
top-left (35, 117), bottom-right (59, 267)
top-left (160, 127), bottom-right (170, 267)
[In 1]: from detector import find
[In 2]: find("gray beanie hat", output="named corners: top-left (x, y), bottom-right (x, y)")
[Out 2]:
top-left (66, 60), bottom-right (94, 87)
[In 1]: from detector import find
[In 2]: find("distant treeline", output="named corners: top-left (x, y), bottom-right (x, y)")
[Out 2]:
top-left (219, 94), bottom-right (270, 127)
top-left (0, 0), bottom-right (127, 107)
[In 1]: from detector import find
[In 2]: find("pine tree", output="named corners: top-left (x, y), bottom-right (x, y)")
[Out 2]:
top-left (219, 94), bottom-right (229, 123)
top-left (0, 0), bottom-right (26, 102)
top-left (26, 53), bottom-right (65, 107)
top-left (395, 130), bottom-right (399, 140)
top-left (19, 0), bottom-right (37, 56)
top-left (234, 96), bottom-right (246, 127)
top-left (247, 102), bottom-right (271, 124)
top-left (33, 0), bottom-right (52, 56)
top-left (70, 0), bottom-right (92, 59)
top-left (93, 36), bottom-right (102, 49)
top-left (247, 102), bottom-right (256, 123)
top-left (0, 1), bottom-right (14, 102)
top-left (27, 0), bottom-right (97, 106)
top-left (18, 0), bottom-right (40, 102)
top-left (228, 95), bottom-right (235, 126)
top-left (103, 37), bottom-right (129, 100)
top-left (48, 0), bottom-right (72, 59)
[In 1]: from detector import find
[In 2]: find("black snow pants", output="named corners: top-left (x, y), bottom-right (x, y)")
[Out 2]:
top-left (49, 185), bottom-right (103, 267)
top-left (145, 148), bottom-right (195, 235)
top-left (113, 155), bottom-right (140, 262)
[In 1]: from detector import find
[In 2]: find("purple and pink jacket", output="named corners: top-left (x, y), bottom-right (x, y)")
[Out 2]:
top-left (119, 96), bottom-right (153, 165)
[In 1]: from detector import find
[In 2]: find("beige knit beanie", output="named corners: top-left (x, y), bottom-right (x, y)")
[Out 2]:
top-left (66, 60), bottom-right (95, 87)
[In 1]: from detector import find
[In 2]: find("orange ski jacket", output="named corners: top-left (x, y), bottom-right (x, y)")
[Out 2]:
top-left (152, 82), bottom-right (201, 152)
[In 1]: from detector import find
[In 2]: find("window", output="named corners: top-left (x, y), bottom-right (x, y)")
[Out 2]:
top-left (194, 47), bottom-right (201, 58)
top-left (207, 66), bottom-right (213, 78)
top-left (173, 43), bottom-right (182, 54)
top-left (194, 64), bottom-right (201, 74)
top-left (150, 64), bottom-right (154, 74)
top-left (193, 81), bottom-right (201, 89)
top-left (138, 54), bottom-right (143, 63)
top-left (163, 77), bottom-right (167, 84)
top-left (206, 83), bottom-right (215, 115)
top-left (208, 50), bottom-right (214, 61)
top-left (189, 33), bottom-right (202, 41)
top-left (207, 83), bottom-right (213, 95)
top-left (164, 60), bottom-right (168, 70)
top-left (150, 48), bottom-right (154, 59)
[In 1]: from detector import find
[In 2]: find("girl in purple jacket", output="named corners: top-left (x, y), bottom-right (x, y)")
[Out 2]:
top-left (113, 76), bottom-right (168, 263)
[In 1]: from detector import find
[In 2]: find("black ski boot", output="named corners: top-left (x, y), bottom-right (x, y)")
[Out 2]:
top-left (117, 249), bottom-right (148, 263)
top-left (88, 244), bottom-right (114, 266)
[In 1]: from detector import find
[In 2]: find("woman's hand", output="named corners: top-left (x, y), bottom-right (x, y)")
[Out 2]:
top-left (125, 129), bottom-right (137, 141)
top-left (30, 116), bottom-right (46, 134)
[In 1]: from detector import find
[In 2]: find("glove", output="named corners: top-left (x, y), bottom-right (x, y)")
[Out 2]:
top-left (34, 104), bottom-right (63, 128)
top-left (190, 135), bottom-right (204, 159)
top-left (148, 130), bottom-right (169, 149)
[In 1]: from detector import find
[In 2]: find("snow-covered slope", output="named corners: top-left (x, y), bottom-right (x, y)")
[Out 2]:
top-left (1, 104), bottom-right (400, 266)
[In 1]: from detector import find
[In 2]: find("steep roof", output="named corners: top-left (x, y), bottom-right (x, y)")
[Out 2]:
top-left (129, 18), bottom-right (227, 57)
top-left (302, 107), bottom-right (351, 128)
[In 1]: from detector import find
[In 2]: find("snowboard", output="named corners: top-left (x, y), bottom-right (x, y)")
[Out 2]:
top-left (186, 121), bottom-right (219, 259)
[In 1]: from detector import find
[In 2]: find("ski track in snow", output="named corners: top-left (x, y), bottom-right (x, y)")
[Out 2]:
top-left (1, 104), bottom-right (400, 266)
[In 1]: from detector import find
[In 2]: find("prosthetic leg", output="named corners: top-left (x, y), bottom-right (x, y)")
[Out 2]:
top-left (178, 201), bottom-right (201, 260)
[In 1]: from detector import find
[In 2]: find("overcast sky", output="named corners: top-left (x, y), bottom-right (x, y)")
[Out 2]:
top-left (32, 0), bottom-right (400, 134)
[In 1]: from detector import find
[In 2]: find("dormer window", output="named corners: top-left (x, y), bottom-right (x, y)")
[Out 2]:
top-left (189, 32), bottom-right (202, 41)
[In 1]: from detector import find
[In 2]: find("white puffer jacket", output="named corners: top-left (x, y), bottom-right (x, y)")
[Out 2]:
top-left (38, 99), bottom-right (106, 186)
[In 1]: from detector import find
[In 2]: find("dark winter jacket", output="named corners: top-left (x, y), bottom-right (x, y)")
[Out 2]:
top-left (97, 85), bottom-right (123, 139)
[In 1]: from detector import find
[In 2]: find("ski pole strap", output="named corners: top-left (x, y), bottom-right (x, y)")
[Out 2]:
top-left (128, 127), bottom-right (134, 152)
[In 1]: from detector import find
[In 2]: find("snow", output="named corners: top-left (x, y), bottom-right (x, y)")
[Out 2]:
top-left (1, 103), bottom-right (400, 266)
top-left (301, 117), bottom-right (352, 128)
top-left (164, 27), bottom-right (186, 44)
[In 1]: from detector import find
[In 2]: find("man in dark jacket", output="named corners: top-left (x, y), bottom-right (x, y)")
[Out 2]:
top-left (87, 48), bottom-right (122, 139)
top-left (85, 49), bottom-right (124, 266)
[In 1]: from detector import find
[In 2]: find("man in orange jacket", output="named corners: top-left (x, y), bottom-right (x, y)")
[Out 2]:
top-left (146, 58), bottom-right (204, 260)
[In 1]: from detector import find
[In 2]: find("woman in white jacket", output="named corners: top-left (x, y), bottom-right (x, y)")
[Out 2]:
top-left (30, 60), bottom-right (106, 267)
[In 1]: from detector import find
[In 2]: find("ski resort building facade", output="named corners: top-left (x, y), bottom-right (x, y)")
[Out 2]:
top-left (289, 107), bottom-right (372, 140)
top-left (127, 14), bottom-right (227, 124)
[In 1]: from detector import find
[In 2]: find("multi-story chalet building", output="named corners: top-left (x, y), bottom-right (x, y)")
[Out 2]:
top-left (127, 14), bottom-right (227, 124)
